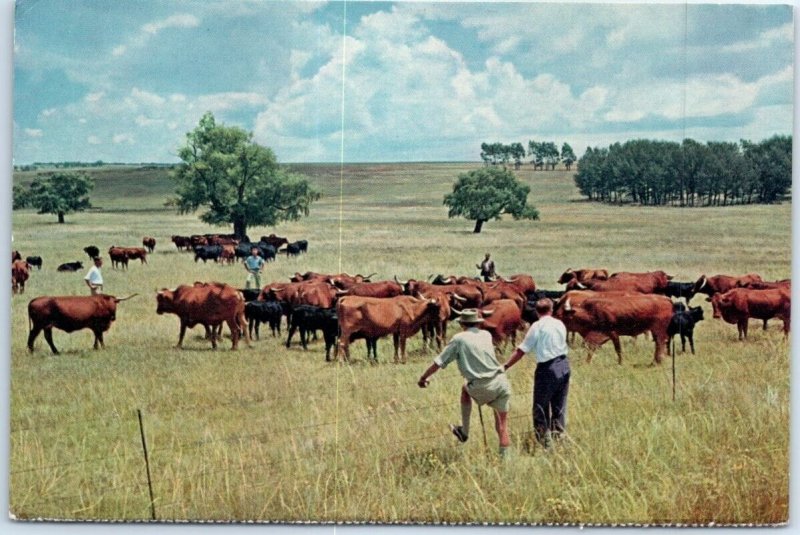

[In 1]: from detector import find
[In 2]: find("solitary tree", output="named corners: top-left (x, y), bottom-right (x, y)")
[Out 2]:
top-left (443, 167), bottom-right (539, 233)
top-left (15, 172), bottom-right (94, 223)
top-left (170, 112), bottom-right (320, 240)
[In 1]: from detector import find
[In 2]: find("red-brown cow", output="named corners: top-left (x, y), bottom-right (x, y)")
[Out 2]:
top-left (142, 236), bottom-right (156, 253)
top-left (710, 287), bottom-right (790, 340)
top-left (693, 273), bottom-right (763, 297)
top-left (327, 272), bottom-right (377, 289)
top-left (497, 274), bottom-right (537, 295)
top-left (12, 260), bottom-right (30, 294)
top-left (571, 270), bottom-right (672, 294)
top-left (121, 247), bottom-right (148, 264)
top-left (156, 282), bottom-right (248, 350)
top-left (171, 235), bottom-right (192, 251)
top-left (335, 280), bottom-right (403, 299)
top-left (260, 234), bottom-right (289, 250)
top-left (220, 244), bottom-right (236, 264)
top-left (736, 278), bottom-right (790, 290)
top-left (28, 294), bottom-right (136, 354)
top-left (555, 292), bottom-right (673, 364)
top-left (337, 295), bottom-right (440, 363)
top-left (457, 299), bottom-right (522, 347)
top-left (12, 250), bottom-right (21, 262)
top-left (108, 247), bottom-right (129, 270)
top-left (558, 268), bottom-right (609, 284)
top-left (479, 281), bottom-right (526, 309)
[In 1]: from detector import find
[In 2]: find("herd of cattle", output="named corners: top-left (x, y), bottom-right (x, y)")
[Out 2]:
top-left (171, 233), bottom-right (309, 264)
top-left (12, 241), bottom-right (792, 364)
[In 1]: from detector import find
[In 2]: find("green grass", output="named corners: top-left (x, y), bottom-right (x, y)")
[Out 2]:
top-left (9, 163), bottom-right (790, 524)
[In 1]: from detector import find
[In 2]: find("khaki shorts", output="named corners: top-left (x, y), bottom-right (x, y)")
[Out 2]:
top-left (466, 372), bottom-right (511, 413)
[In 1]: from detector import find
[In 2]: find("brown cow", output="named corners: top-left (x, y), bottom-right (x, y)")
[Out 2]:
top-left (12, 260), bottom-right (30, 294)
top-left (555, 292), bottom-right (673, 364)
top-left (327, 272), bottom-right (377, 288)
top-left (108, 247), bottom-right (129, 270)
top-left (710, 287), bottom-right (790, 340)
top-left (156, 282), bottom-right (248, 350)
top-left (260, 234), bottom-right (289, 249)
top-left (12, 250), bottom-right (21, 262)
top-left (121, 247), bottom-right (148, 264)
top-left (142, 237), bottom-right (156, 253)
top-left (456, 299), bottom-right (523, 347)
top-left (171, 235), bottom-right (192, 251)
top-left (27, 294), bottom-right (137, 354)
top-left (736, 278), bottom-right (790, 290)
top-left (337, 294), bottom-right (440, 363)
top-left (572, 270), bottom-right (672, 294)
top-left (220, 244), bottom-right (236, 264)
top-left (335, 280), bottom-right (403, 299)
top-left (479, 281), bottom-right (526, 309)
top-left (693, 273), bottom-right (763, 297)
top-left (558, 268), bottom-right (609, 284)
top-left (265, 280), bottom-right (335, 308)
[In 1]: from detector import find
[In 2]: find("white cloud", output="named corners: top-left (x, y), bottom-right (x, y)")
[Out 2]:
top-left (112, 45), bottom-right (127, 57)
top-left (113, 133), bottom-right (134, 144)
top-left (141, 14), bottom-right (200, 35)
top-left (24, 128), bottom-right (43, 138)
top-left (87, 135), bottom-right (101, 145)
top-left (721, 22), bottom-right (793, 53)
top-left (85, 92), bottom-right (105, 103)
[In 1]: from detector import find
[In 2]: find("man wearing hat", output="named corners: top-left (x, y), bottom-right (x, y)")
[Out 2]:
top-left (417, 309), bottom-right (512, 456)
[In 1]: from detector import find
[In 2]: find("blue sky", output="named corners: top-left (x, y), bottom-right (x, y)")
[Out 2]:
top-left (12, 0), bottom-right (794, 164)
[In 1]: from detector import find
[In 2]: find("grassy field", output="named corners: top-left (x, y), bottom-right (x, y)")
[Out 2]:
top-left (9, 163), bottom-right (790, 524)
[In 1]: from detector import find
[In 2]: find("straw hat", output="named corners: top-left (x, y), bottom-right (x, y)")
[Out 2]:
top-left (457, 309), bottom-right (484, 325)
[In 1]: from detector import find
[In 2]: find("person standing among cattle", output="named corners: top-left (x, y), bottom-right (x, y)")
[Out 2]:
top-left (244, 247), bottom-right (265, 290)
top-left (504, 298), bottom-right (570, 450)
top-left (84, 257), bottom-right (104, 295)
top-left (417, 309), bottom-right (512, 457)
top-left (476, 253), bottom-right (496, 282)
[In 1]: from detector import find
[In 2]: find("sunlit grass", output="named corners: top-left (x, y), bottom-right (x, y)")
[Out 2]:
top-left (9, 164), bottom-right (790, 523)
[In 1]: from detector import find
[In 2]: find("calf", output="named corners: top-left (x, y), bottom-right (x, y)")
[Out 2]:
top-left (12, 260), bottom-right (30, 294)
top-left (286, 304), bottom-right (339, 361)
top-left (108, 247), bottom-right (129, 270)
top-left (285, 242), bottom-right (302, 257)
top-left (57, 261), bottom-right (83, 272)
top-left (25, 256), bottom-right (42, 270)
top-left (245, 301), bottom-right (283, 339)
top-left (83, 245), bottom-right (100, 259)
top-left (668, 306), bottom-right (704, 354)
top-left (142, 237), bottom-right (156, 253)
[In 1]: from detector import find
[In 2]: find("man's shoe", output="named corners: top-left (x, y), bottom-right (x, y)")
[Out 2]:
top-left (450, 424), bottom-right (468, 443)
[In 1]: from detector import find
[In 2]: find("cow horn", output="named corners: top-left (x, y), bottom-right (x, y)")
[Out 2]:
top-left (452, 307), bottom-right (463, 315)
top-left (500, 276), bottom-right (511, 282)
top-left (115, 293), bottom-right (139, 302)
top-left (270, 287), bottom-right (283, 293)
top-left (576, 282), bottom-right (587, 290)
top-left (481, 309), bottom-right (494, 317)
top-left (342, 271), bottom-right (352, 277)
top-left (564, 299), bottom-right (572, 311)
top-left (451, 293), bottom-right (467, 302)
top-left (364, 272), bottom-right (377, 280)
top-left (336, 289), bottom-right (350, 295)
top-left (444, 276), bottom-right (454, 284)
top-left (394, 275), bottom-right (408, 285)
top-left (697, 275), bottom-right (707, 290)
top-left (427, 274), bottom-right (435, 281)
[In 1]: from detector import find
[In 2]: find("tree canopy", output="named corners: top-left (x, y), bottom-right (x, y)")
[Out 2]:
top-left (574, 136), bottom-right (791, 206)
top-left (170, 112), bottom-right (320, 239)
top-left (14, 172), bottom-right (94, 223)
top-left (443, 167), bottom-right (539, 233)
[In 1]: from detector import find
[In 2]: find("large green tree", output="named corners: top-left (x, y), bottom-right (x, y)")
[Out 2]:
top-left (14, 172), bottom-right (94, 223)
top-left (443, 167), bottom-right (539, 233)
top-left (171, 112), bottom-right (320, 239)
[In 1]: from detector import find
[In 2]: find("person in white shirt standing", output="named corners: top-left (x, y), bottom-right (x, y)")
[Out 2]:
top-left (84, 256), bottom-right (104, 295)
top-left (504, 298), bottom-right (570, 449)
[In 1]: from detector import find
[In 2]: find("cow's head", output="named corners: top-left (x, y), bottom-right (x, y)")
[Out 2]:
top-left (693, 275), bottom-right (708, 295)
top-left (689, 306), bottom-right (704, 323)
top-left (156, 288), bottom-right (176, 314)
top-left (557, 269), bottom-right (576, 284)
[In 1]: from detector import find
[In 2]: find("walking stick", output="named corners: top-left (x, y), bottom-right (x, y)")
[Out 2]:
top-left (477, 404), bottom-right (489, 452)
top-left (672, 330), bottom-right (676, 402)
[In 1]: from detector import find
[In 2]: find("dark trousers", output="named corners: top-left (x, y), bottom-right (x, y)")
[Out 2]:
top-left (533, 356), bottom-right (570, 441)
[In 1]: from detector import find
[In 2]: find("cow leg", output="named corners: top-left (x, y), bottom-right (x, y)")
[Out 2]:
top-left (738, 320), bottom-right (748, 340)
top-left (27, 324), bottom-right (43, 352)
top-left (369, 338), bottom-right (377, 361)
top-left (286, 321), bottom-right (297, 348)
top-left (43, 327), bottom-right (59, 355)
top-left (763, 319), bottom-right (768, 331)
top-left (401, 336), bottom-right (408, 364)
top-left (393, 333), bottom-right (400, 363)
top-left (177, 320), bottom-right (188, 348)
top-left (609, 333), bottom-right (623, 364)
top-left (300, 327), bottom-right (308, 350)
top-left (582, 331), bottom-right (609, 363)
top-left (93, 329), bottom-right (105, 350)
top-left (652, 332), bottom-right (667, 365)
top-left (783, 316), bottom-right (790, 337)
top-left (680, 333), bottom-right (687, 353)
top-left (688, 332), bottom-right (695, 355)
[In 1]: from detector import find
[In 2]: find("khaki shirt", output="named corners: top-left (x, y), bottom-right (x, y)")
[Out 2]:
top-left (434, 327), bottom-right (503, 382)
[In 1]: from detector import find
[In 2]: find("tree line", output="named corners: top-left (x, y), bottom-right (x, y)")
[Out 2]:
top-left (480, 141), bottom-right (577, 170)
top-left (574, 136), bottom-right (791, 206)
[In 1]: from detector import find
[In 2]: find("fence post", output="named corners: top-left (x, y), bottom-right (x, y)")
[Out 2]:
top-left (137, 409), bottom-right (157, 520)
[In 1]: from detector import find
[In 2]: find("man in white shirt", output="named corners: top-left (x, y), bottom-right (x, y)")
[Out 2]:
top-left (504, 298), bottom-right (570, 449)
top-left (84, 257), bottom-right (104, 295)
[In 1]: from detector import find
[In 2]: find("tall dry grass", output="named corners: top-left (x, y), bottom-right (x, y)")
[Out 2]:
top-left (9, 163), bottom-right (790, 523)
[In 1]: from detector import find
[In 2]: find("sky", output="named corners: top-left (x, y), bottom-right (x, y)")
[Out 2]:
top-left (11, 0), bottom-right (795, 164)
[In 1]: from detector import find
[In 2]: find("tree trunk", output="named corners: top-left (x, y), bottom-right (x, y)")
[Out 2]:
top-left (57, 212), bottom-right (65, 224)
top-left (473, 219), bottom-right (485, 233)
top-left (233, 217), bottom-right (247, 241)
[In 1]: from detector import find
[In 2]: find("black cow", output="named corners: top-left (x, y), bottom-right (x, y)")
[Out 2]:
top-left (668, 306), bottom-right (704, 355)
top-left (665, 281), bottom-right (696, 304)
top-left (256, 242), bottom-right (277, 262)
top-left (245, 301), bottom-right (283, 339)
top-left (238, 288), bottom-right (262, 302)
top-left (296, 240), bottom-right (308, 253)
top-left (83, 246), bottom-right (100, 259)
top-left (194, 245), bottom-right (223, 263)
top-left (529, 289), bottom-right (565, 301)
top-left (286, 304), bottom-right (339, 360)
top-left (57, 261), bottom-right (83, 272)
top-left (25, 256), bottom-right (42, 270)
top-left (285, 242), bottom-right (302, 257)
